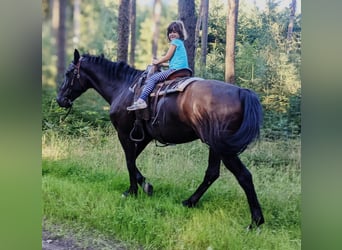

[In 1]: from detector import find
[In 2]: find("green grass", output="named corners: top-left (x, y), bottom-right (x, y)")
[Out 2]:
top-left (42, 128), bottom-right (301, 249)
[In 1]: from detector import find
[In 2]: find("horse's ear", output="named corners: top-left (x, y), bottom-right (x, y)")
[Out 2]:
top-left (74, 49), bottom-right (80, 63)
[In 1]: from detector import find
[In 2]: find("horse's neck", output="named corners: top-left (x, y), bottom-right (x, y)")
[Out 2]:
top-left (84, 64), bottom-right (137, 104)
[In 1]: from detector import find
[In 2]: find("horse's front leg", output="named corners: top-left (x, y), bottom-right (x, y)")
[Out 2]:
top-left (120, 135), bottom-right (153, 197)
top-left (182, 149), bottom-right (221, 207)
top-left (222, 155), bottom-right (264, 228)
top-left (133, 141), bottom-right (154, 196)
top-left (122, 151), bottom-right (139, 196)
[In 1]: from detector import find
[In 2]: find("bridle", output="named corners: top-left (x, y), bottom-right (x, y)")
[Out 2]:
top-left (67, 57), bottom-right (83, 95)
top-left (61, 57), bottom-right (83, 120)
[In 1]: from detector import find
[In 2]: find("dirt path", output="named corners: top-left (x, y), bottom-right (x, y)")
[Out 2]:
top-left (42, 223), bottom-right (133, 250)
top-left (42, 229), bottom-right (79, 250)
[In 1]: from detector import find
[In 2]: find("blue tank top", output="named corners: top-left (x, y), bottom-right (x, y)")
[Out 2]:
top-left (169, 39), bottom-right (189, 70)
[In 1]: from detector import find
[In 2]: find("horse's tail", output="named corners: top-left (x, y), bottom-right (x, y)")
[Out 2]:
top-left (211, 88), bottom-right (263, 156)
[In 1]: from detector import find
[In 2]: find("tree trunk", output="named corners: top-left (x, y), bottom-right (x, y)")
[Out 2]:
top-left (178, 0), bottom-right (196, 73)
top-left (47, 0), bottom-right (54, 19)
top-left (152, 0), bottom-right (161, 59)
top-left (129, 0), bottom-right (136, 66)
top-left (200, 0), bottom-right (209, 76)
top-left (51, 0), bottom-right (59, 37)
top-left (287, 0), bottom-right (296, 40)
top-left (225, 0), bottom-right (239, 84)
top-left (195, 1), bottom-right (203, 49)
top-left (117, 0), bottom-right (130, 62)
top-left (286, 0), bottom-right (296, 53)
top-left (73, 0), bottom-right (81, 48)
top-left (57, 0), bottom-right (66, 84)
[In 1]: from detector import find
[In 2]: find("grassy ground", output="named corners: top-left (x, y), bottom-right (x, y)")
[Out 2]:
top-left (42, 128), bottom-right (301, 249)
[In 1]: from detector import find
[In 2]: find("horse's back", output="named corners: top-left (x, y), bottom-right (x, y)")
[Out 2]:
top-left (177, 79), bottom-right (243, 124)
top-left (182, 79), bottom-right (241, 103)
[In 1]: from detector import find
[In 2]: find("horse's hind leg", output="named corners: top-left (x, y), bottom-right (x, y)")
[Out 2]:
top-left (182, 148), bottom-right (221, 207)
top-left (221, 155), bottom-right (264, 228)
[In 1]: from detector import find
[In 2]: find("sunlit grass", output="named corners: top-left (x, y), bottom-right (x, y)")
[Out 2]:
top-left (42, 129), bottom-right (300, 249)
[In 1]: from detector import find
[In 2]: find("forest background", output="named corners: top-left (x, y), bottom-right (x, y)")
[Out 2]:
top-left (7, 0), bottom-right (342, 249)
top-left (42, 0), bottom-right (301, 138)
top-left (41, 0), bottom-right (301, 248)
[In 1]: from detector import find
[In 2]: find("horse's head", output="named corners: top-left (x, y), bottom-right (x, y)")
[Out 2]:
top-left (56, 49), bottom-right (87, 108)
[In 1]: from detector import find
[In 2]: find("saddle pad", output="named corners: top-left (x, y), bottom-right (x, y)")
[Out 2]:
top-left (150, 77), bottom-right (203, 97)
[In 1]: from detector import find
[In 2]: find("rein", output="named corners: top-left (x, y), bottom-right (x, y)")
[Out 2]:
top-left (61, 106), bottom-right (72, 121)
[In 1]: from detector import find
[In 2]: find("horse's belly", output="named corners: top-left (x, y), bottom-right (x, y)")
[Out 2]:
top-left (147, 123), bottom-right (198, 144)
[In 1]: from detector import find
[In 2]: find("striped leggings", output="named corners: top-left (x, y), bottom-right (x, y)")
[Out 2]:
top-left (139, 69), bottom-right (175, 101)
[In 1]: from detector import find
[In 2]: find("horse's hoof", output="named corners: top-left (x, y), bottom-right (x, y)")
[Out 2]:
top-left (246, 224), bottom-right (262, 234)
top-left (142, 182), bottom-right (153, 196)
top-left (122, 188), bottom-right (137, 197)
top-left (182, 199), bottom-right (195, 207)
top-left (254, 216), bottom-right (265, 227)
top-left (247, 217), bottom-right (264, 231)
top-left (122, 190), bottom-right (130, 198)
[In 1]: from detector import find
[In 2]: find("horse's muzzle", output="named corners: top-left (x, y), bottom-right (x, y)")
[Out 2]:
top-left (56, 96), bottom-right (72, 108)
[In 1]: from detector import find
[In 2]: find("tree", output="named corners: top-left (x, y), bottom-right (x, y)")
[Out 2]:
top-left (73, 0), bottom-right (81, 48)
top-left (129, 0), bottom-right (136, 66)
top-left (195, 1), bottom-right (203, 49)
top-left (286, 0), bottom-right (296, 53)
top-left (152, 0), bottom-right (162, 59)
top-left (200, 0), bottom-right (209, 75)
top-left (225, 0), bottom-right (239, 83)
top-left (57, 0), bottom-right (66, 83)
top-left (117, 0), bottom-right (130, 62)
top-left (51, 0), bottom-right (59, 36)
top-left (178, 0), bottom-right (197, 73)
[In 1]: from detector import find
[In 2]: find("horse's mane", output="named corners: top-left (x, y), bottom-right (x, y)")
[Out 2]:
top-left (81, 53), bottom-right (143, 83)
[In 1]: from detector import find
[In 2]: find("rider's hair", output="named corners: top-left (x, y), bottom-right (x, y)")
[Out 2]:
top-left (167, 20), bottom-right (188, 41)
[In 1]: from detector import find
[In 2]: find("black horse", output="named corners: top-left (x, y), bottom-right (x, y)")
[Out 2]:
top-left (56, 49), bottom-right (264, 228)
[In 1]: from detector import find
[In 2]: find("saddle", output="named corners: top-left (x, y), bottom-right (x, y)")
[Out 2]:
top-left (166, 68), bottom-right (192, 80)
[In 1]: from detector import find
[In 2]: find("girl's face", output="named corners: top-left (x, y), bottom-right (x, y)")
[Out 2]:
top-left (168, 30), bottom-right (180, 41)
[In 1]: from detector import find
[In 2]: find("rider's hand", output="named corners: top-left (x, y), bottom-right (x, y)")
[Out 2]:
top-left (152, 58), bottom-right (159, 65)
